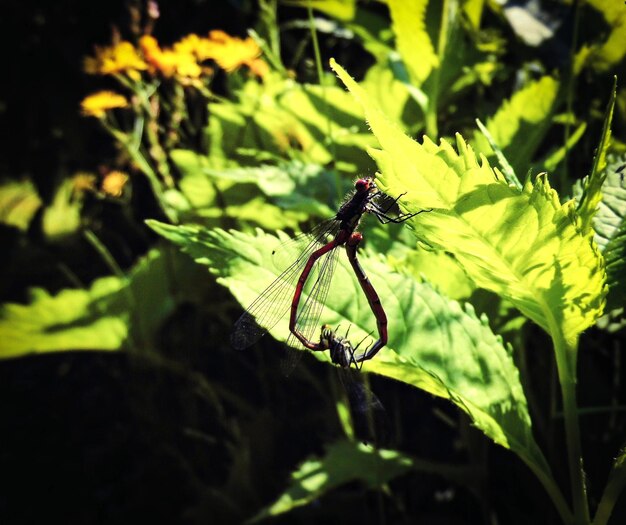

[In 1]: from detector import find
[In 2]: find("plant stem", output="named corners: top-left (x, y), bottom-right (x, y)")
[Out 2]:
top-left (592, 451), bottom-right (626, 525)
top-left (522, 456), bottom-right (574, 524)
top-left (553, 332), bottom-right (590, 524)
top-left (426, 0), bottom-right (452, 138)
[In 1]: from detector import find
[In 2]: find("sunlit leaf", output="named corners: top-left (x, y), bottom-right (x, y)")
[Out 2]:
top-left (472, 75), bottom-right (560, 176)
top-left (148, 223), bottom-right (551, 481)
top-left (387, 0), bottom-right (438, 86)
top-left (389, 246), bottom-right (475, 301)
top-left (0, 277), bottom-right (127, 358)
top-left (280, 0), bottom-right (357, 21)
top-left (0, 179), bottom-right (42, 231)
top-left (586, 0), bottom-right (626, 71)
top-left (577, 78), bottom-right (616, 235)
top-left (207, 77), bottom-right (376, 173)
top-left (42, 179), bottom-right (82, 241)
top-left (331, 59), bottom-right (606, 352)
top-left (249, 440), bottom-right (462, 521)
top-left (0, 248), bottom-right (205, 359)
top-left (463, 0), bottom-right (485, 29)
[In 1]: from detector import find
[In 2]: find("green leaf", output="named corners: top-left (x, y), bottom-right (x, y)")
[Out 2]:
top-left (387, 0), bottom-right (438, 86)
top-left (0, 179), bottom-right (42, 231)
top-left (586, 0), bottom-right (626, 71)
top-left (0, 248), bottom-right (205, 359)
top-left (361, 61), bottom-right (420, 130)
top-left (148, 223), bottom-right (552, 486)
top-left (389, 246), bottom-right (475, 301)
top-left (42, 179), bottom-right (82, 241)
top-left (0, 277), bottom-right (127, 358)
top-left (577, 77), bottom-right (617, 235)
top-left (604, 219), bottom-right (626, 313)
top-left (249, 439), bottom-right (471, 521)
top-left (472, 75), bottom-right (560, 176)
top-left (207, 78), bottom-right (376, 173)
top-left (280, 0), bottom-right (357, 21)
top-left (463, 0), bottom-right (485, 29)
top-left (331, 58), bottom-right (606, 350)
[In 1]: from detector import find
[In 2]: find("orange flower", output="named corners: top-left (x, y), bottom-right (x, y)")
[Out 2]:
top-left (140, 35), bottom-right (202, 80)
top-left (84, 41), bottom-right (147, 81)
top-left (80, 91), bottom-right (128, 118)
top-left (101, 170), bottom-right (129, 197)
top-left (200, 30), bottom-right (263, 72)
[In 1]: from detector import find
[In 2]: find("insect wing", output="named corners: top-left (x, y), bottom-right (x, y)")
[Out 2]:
top-left (230, 219), bottom-right (339, 350)
top-left (280, 243), bottom-right (341, 375)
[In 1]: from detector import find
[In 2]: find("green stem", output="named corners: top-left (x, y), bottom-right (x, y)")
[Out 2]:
top-left (561, 0), bottom-right (581, 191)
top-left (426, 0), bottom-right (452, 138)
top-left (554, 333), bottom-right (590, 524)
top-left (83, 229), bottom-right (140, 352)
top-left (592, 452), bottom-right (626, 525)
top-left (100, 119), bottom-right (177, 222)
top-left (523, 456), bottom-right (574, 524)
top-left (307, 0), bottom-right (339, 195)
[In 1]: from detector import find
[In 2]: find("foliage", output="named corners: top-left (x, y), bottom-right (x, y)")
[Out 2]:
top-left (2, 1), bottom-right (626, 524)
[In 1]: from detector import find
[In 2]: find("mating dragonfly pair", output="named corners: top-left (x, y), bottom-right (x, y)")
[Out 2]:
top-left (231, 177), bottom-right (424, 370)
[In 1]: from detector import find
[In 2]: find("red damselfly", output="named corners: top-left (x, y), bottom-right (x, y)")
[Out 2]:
top-left (231, 177), bottom-right (424, 366)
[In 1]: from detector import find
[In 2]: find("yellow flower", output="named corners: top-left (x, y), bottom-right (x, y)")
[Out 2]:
top-left (71, 172), bottom-right (97, 194)
top-left (80, 91), bottom-right (129, 118)
top-left (140, 35), bottom-right (202, 80)
top-left (101, 170), bottom-right (129, 197)
top-left (200, 30), bottom-right (262, 72)
top-left (84, 41), bottom-right (147, 80)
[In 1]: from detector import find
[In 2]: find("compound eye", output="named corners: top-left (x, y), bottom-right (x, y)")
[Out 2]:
top-left (355, 178), bottom-right (369, 191)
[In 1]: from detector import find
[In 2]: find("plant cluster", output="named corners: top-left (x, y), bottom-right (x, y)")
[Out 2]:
top-left (1, 1), bottom-right (626, 524)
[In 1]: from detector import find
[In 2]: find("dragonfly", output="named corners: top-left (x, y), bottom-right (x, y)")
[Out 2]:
top-left (231, 177), bottom-right (424, 368)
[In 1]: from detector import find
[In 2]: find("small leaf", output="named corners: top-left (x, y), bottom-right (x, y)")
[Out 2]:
top-left (0, 179), bottom-right (42, 231)
top-left (249, 440), bottom-right (418, 521)
top-left (280, 0), bottom-right (357, 21)
top-left (577, 77), bottom-right (617, 235)
top-left (0, 278), bottom-right (128, 358)
top-left (42, 179), bottom-right (82, 241)
top-left (472, 75), bottom-right (560, 176)
top-left (586, 0), bottom-right (626, 71)
top-left (387, 0), bottom-right (438, 86)
top-left (0, 248), bottom-right (204, 359)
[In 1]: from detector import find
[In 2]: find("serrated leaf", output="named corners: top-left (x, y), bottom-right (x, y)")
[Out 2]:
top-left (207, 78), bottom-right (376, 173)
top-left (0, 179), bottom-right (42, 231)
top-left (604, 219), bottom-right (626, 312)
top-left (331, 59), bottom-right (606, 352)
top-left (0, 248), bottom-right (204, 359)
top-left (148, 222), bottom-right (551, 482)
top-left (388, 0), bottom-right (438, 86)
top-left (249, 440), bottom-right (420, 521)
top-left (0, 278), bottom-right (128, 358)
top-left (472, 76), bottom-right (560, 176)
top-left (586, 0), bottom-right (626, 71)
top-left (577, 78), bottom-right (617, 235)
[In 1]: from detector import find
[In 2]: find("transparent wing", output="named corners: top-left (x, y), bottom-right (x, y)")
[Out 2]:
top-left (230, 219), bottom-right (340, 350)
top-left (281, 243), bottom-right (341, 375)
